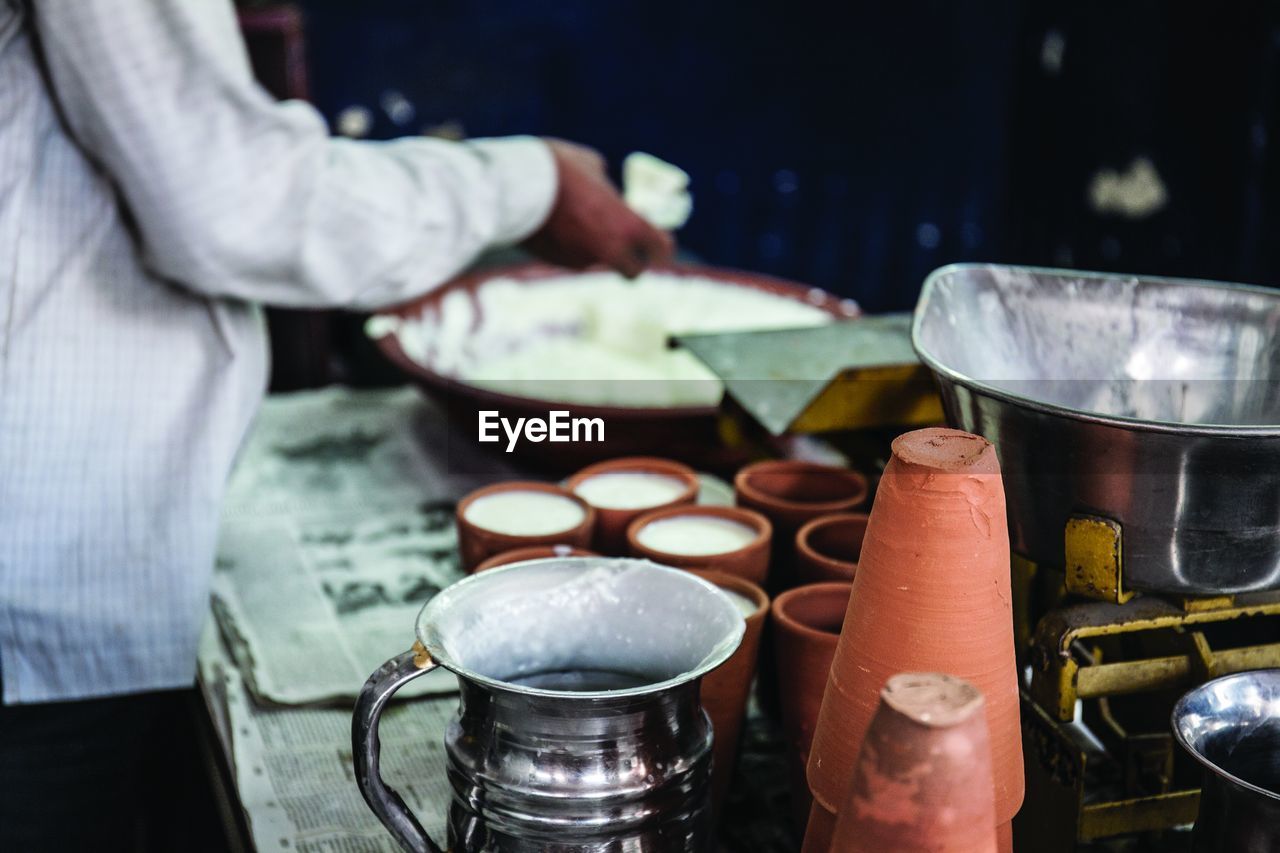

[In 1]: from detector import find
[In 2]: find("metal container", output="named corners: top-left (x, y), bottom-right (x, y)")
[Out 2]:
top-left (352, 558), bottom-right (745, 852)
top-left (913, 264), bottom-right (1280, 595)
top-left (1173, 669), bottom-right (1280, 851)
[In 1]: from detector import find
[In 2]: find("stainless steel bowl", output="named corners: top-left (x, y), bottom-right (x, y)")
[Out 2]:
top-left (913, 263), bottom-right (1280, 595)
top-left (1173, 669), bottom-right (1280, 851)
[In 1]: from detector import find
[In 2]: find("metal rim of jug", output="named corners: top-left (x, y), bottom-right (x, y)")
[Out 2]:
top-left (412, 556), bottom-right (747, 700)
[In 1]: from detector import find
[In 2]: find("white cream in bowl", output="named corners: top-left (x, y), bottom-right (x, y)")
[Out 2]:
top-left (636, 515), bottom-right (757, 556)
top-left (722, 588), bottom-right (760, 618)
top-left (573, 471), bottom-right (688, 511)
top-left (464, 491), bottom-right (585, 536)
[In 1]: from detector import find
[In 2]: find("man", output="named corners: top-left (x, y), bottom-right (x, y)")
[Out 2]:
top-left (0, 1), bottom-right (673, 849)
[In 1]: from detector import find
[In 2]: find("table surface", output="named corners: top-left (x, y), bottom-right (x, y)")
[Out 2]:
top-left (195, 386), bottom-right (803, 851)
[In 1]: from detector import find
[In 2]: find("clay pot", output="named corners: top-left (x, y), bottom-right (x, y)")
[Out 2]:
top-left (626, 505), bottom-right (772, 585)
top-left (772, 582), bottom-right (851, 830)
top-left (685, 569), bottom-right (769, 817)
top-left (734, 461), bottom-right (861, 722)
top-left (455, 481), bottom-right (596, 572)
top-left (472, 544), bottom-right (599, 573)
top-left (830, 672), bottom-right (998, 852)
top-left (734, 460), bottom-right (869, 530)
top-left (565, 456), bottom-right (699, 555)
top-left (805, 428), bottom-right (1023, 840)
top-left (734, 460), bottom-right (868, 590)
top-left (800, 801), bottom-right (837, 853)
top-left (794, 513), bottom-right (869, 585)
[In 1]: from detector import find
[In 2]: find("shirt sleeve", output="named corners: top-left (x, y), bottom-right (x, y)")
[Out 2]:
top-left (28, 0), bottom-right (557, 310)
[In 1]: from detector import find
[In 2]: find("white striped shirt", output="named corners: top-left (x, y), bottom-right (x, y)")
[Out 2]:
top-left (0, 0), bottom-right (556, 703)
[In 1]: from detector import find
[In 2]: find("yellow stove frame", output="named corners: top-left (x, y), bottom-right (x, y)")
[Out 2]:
top-left (1015, 515), bottom-right (1280, 849)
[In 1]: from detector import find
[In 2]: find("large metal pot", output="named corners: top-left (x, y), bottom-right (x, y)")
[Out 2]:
top-left (913, 264), bottom-right (1280, 595)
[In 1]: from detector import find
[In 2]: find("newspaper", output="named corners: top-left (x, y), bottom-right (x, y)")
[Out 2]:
top-left (212, 386), bottom-right (516, 705)
top-left (198, 386), bottom-right (767, 851)
top-left (199, 625), bottom-right (454, 851)
top-left (219, 385), bottom-right (516, 524)
top-left (212, 504), bottom-right (463, 703)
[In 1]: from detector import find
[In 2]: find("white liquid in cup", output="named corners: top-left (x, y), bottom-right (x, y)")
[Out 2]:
top-left (722, 588), bottom-right (760, 618)
top-left (636, 515), bottom-right (757, 556)
top-left (464, 490), bottom-right (586, 536)
top-left (573, 470), bottom-right (688, 510)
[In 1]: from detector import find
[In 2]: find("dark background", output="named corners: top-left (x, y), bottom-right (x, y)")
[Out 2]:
top-left (242, 0), bottom-right (1280, 381)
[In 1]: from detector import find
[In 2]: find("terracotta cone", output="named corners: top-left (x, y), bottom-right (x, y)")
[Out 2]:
top-left (686, 569), bottom-right (769, 817)
top-left (831, 672), bottom-right (998, 852)
top-left (805, 428), bottom-right (1023, 834)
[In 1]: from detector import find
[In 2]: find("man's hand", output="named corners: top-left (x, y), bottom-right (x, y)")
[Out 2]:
top-left (522, 139), bottom-right (675, 278)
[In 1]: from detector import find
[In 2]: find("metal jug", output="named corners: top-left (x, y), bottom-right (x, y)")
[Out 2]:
top-left (1172, 669), bottom-right (1280, 852)
top-left (352, 558), bottom-right (745, 852)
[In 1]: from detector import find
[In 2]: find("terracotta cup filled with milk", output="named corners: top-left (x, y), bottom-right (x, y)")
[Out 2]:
top-left (456, 481), bottom-right (596, 572)
top-left (626, 505), bottom-right (772, 584)
top-left (566, 457), bottom-right (700, 555)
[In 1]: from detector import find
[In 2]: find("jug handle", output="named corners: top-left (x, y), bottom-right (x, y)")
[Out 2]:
top-left (352, 645), bottom-right (446, 853)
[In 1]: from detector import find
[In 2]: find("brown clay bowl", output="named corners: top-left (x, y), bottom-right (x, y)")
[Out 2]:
top-left (472, 544), bottom-right (600, 573)
top-left (369, 262), bottom-right (858, 471)
top-left (734, 460), bottom-right (869, 537)
top-left (772, 582), bottom-right (851, 830)
top-left (455, 481), bottom-right (596, 572)
top-left (625, 505), bottom-right (772, 585)
top-left (794, 513), bottom-right (870, 585)
top-left (565, 457), bottom-right (700, 556)
top-left (685, 569), bottom-right (769, 817)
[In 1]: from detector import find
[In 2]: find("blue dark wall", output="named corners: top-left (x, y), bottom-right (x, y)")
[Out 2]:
top-left (293, 1), bottom-right (1280, 312)
top-left (295, 0), bottom-right (1017, 312)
